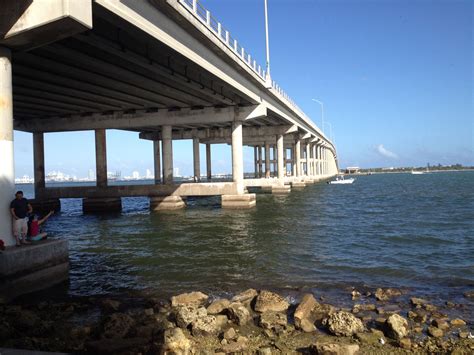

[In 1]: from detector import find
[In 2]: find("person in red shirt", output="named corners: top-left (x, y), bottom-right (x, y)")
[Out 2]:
top-left (29, 210), bottom-right (54, 241)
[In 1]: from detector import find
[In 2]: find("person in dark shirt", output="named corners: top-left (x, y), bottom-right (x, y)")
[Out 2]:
top-left (10, 191), bottom-right (33, 246)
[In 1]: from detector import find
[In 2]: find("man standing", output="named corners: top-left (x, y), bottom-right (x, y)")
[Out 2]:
top-left (10, 191), bottom-right (33, 246)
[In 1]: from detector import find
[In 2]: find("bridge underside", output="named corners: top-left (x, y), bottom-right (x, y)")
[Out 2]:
top-left (0, 0), bottom-right (339, 246)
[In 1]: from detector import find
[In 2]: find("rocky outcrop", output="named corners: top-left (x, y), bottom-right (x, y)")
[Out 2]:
top-left (227, 302), bottom-right (251, 325)
top-left (171, 292), bottom-right (208, 307)
top-left (206, 299), bottom-right (230, 315)
top-left (174, 306), bottom-right (207, 329)
top-left (310, 342), bottom-right (360, 355)
top-left (385, 314), bottom-right (408, 340)
top-left (294, 293), bottom-right (318, 332)
top-left (101, 313), bottom-right (135, 339)
top-left (254, 290), bottom-right (289, 313)
top-left (191, 315), bottom-right (220, 337)
top-left (374, 288), bottom-right (402, 301)
top-left (259, 311), bottom-right (287, 332)
top-left (162, 328), bottom-right (193, 354)
top-left (325, 311), bottom-right (364, 337)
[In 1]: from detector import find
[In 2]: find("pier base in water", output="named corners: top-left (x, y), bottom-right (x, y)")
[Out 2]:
top-left (272, 185), bottom-right (292, 195)
top-left (0, 239), bottom-right (69, 302)
top-left (291, 182), bottom-right (306, 190)
top-left (221, 194), bottom-right (256, 209)
top-left (83, 197), bottom-right (122, 213)
top-left (150, 196), bottom-right (186, 211)
top-left (29, 198), bottom-right (61, 215)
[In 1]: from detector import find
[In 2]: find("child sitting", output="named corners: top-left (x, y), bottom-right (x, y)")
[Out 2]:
top-left (29, 210), bottom-right (54, 241)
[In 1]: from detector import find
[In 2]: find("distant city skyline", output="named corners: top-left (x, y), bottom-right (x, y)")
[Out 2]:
top-left (13, 0), bottom-right (473, 177)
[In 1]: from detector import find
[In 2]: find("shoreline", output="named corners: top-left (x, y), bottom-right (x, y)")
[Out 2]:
top-left (1, 286), bottom-right (472, 354)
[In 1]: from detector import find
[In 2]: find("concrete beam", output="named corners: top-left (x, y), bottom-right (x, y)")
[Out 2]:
top-left (14, 105), bottom-right (267, 133)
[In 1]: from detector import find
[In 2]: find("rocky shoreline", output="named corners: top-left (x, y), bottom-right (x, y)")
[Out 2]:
top-left (0, 287), bottom-right (473, 354)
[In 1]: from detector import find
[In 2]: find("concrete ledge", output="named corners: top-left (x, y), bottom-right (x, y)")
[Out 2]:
top-left (304, 179), bottom-right (315, 184)
top-left (272, 185), bottom-right (291, 195)
top-left (0, 239), bottom-right (69, 302)
top-left (83, 197), bottom-right (122, 213)
top-left (150, 196), bottom-right (186, 211)
top-left (261, 186), bottom-right (273, 193)
top-left (221, 193), bottom-right (256, 209)
top-left (29, 198), bottom-right (61, 214)
top-left (291, 182), bottom-right (306, 190)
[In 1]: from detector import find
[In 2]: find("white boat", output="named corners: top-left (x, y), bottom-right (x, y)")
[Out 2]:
top-left (411, 170), bottom-right (424, 175)
top-left (328, 175), bottom-right (355, 184)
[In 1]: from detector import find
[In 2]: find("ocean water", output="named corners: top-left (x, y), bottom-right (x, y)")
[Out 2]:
top-left (16, 171), bottom-right (474, 303)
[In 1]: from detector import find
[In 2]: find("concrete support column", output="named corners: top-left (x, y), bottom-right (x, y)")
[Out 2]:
top-left (0, 47), bottom-right (14, 246)
top-left (306, 143), bottom-right (310, 176)
top-left (153, 140), bottom-right (161, 184)
top-left (277, 134), bottom-right (285, 182)
top-left (253, 146), bottom-right (258, 178)
top-left (264, 142), bottom-right (270, 178)
top-left (292, 145), bottom-right (296, 177)
top-left (231, 121), bottom-right (244, 195)
top-left (193, 137), bottom-right (200, 181)
top-left (258, 145), bottom-right (263, 178)
top-left (95, 129), bottom-right (107, 188)
top-left (312, 144), bottom-right (317, 177)
top-left (206, 143), bottom-right (212, 180)
top-left (295, 140), bottom-right (301, 177)
top-left (162, 125), bottom-right (173, 184)
top-left (33, 132), bottom-right (45, 198)
top-left (273, 145), bottom-right (277, 177)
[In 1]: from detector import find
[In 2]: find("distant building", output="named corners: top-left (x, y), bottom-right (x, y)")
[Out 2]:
top-left (132, 171), bottom-right (140, 179)
top-left (345, 166), bottom-right (360, 174)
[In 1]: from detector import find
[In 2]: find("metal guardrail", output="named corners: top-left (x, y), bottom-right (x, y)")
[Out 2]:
top-left (178, 0), bottom-right (319, 135)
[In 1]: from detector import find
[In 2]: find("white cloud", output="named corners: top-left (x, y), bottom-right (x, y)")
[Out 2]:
top-left (376, 144), bottom-right (398, 159)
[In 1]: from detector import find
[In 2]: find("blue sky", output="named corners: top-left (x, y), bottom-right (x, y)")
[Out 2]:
top-left (13, 0), bottom-right (473, 177)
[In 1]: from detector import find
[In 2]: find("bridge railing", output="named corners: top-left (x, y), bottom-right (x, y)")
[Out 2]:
top-left (178, 0), bottom-right (325, 139)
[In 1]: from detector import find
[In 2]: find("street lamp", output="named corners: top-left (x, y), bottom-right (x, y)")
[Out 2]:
top-left (325, 121), bottom-right (334, 142)
top-left (311, 98), bottom-right (324, 134)
top-left (264, 0), bottom-right (272, 87)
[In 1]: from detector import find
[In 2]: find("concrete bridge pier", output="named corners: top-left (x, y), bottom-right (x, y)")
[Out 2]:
top-left (222, 121), bottom-right (256, 208)
top-left (271, 134), bottom-right (291, 195)
top-left (206, 143), bottom-right (212, 181)
top-left (264, 142), bottom-right (271, 178)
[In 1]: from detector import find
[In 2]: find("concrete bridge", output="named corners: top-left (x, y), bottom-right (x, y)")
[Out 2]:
top-left (0, 0), bottom-right (339, 247)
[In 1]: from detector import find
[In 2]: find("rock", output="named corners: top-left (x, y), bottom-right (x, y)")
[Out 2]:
top-left (227, 302), bottom-right (251, 325)
top-left (407, 309), bottom-right (427, 323)
top-left (310, 342), bottom-right (360, 355)
top-left (207, 299), bottom-right (230, 315)
top-left (12, 309), bottom-right (40, 331)
top-left (385, 314), bottom-right (408, 340)
top-left (254, 290), bottom-right (289, 313)
top-left (101, 313), bottom-right (135, 339)
top-left (162, 327), bottom-right (192, 354)
top-left (313, 303), bottom-right (336, 325)
top-left (424, 304), bottom-right (437, 312)
top-left (70, 326), bottom-right (92, 338)
top-left (428, 326), bottom-right (443, 338)
top-left (101, 299), bottom-right (121, 313)
top-left (144, 308), bottom-right (154, 316)
top-left (294, 293), bottom-right (318, 329)
top-left (459, 330), bottom-right (469, 338)
top-left (258, 347), bottom-right (273, 355)
top-left (374, 288), bottom-right (402, 301)
top-left (86, 338), bottom-right (145, 354)
top-left (191, 315), bottom-right (219, 337)
top-left (259, 312), bottom-right (287, 332)
top-left (174, 305), bottom-right (207, 329)
top-left (215, 315), bottom-right (228, 329)
top-left (223, 327), bottom-right (237, 340)
top-left (463, 290), bottom-right (474, 298)
top-left (451, 318), bottom-right (466, 327)
top-left (171, 291), bottom-right (208, 307)
top-left (325, 311), bottom-right (364, 337)
top-left (352, 303), bottom-right (376, 312)
top-left (232, 288), bottom-right (258, 303)
top-left (355, 330), bottom-right (385, 346)
top-left (398, 338), bottom-right (411, 349)
top-left (351, 290), bottom-right (361, 300)
top-left (218, 335), bottom-right (248, 353)
top-left (410, 297), bottom-right (427, 306)
top-left (432, 318), bottom-right (449, 330)
top-left (300, 318), bottom-right (317, 332)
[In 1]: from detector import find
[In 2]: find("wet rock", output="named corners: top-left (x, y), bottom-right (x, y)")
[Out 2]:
top-left (254, 290), bottom-right (289, 313)
top-left (398, 338), bottom-right (411, 349)
top-left (171, 291), bottom-right (208, 307)
top-left (86, 337), bottom-right (145, 354)
top-left (223, 327), bottom-right (237, 340)
top-left (207, 299), bottom-right (230, 315)
top-left (432, 318), bottom-right (449, 330)
top-left (258, 347), bottom-right (273, 355)
top-left (70, 326), bottom-right (92, 338)
top-left (232, 288), bottom-right (258, 303)
top-left (218, 335), bottom-right (248, 353)
top-left (351, 289), bottom-right (361, 300)
top-left (428, 326), bottom-right (443, 338)
top-left (294, 293), bottom-right (317, 330)
top-left (374, 288), bottom-right (402, 301)
top-left (313, 303), bottom-right (336, 325)
top-left (451, 318), bottom-right (466, 327)
top-left (227, 302), bottom-right (251, 325)
top-left (300, 318), bottom-right (317, 332)
top-left (385, 314), bottom-right (408, 340)
top-left (410, 297), bottom-right (427, 307)
top-left (325, 311), bottom-right (364, 337)
top-left (459, 330), bottom-right (469, 338)
top-left (215, 315), bottom-right (228, 329)
top-left (424, 304), bottom-right (437, 312)
top-left (101, 299), bottom-right (120, 313)
top-left (259, 311), bottom-right (287, 332)
top-left (463, 290), bottom-right (474, 298)
top-left (101, 313), bottom-right (135, 339)
top-left (310, 342), bottom-right (360, 355)
top-left (352, 303), bottom-right (376, 313)
top-left (191, 315), bottom-right (219, 337)
top-left (162, 327), bottom-right (192, 354)
top-left (407, 309), bottom-right (428, 323)
top-left (355, 330), bottom-right (385, 346)
top-left (174, 305), bottom-right (207, 329)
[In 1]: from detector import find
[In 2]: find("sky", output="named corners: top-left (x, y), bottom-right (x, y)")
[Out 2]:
top-left (13, 0), bottom-right (473, 178)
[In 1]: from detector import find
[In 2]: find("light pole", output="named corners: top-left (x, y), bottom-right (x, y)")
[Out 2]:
top-left (312, 98), bottom-right (324, 134)
top-left (264, 0), bottom-right (272, 87)
top-left (326, 121), bottom-right (334, 142)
